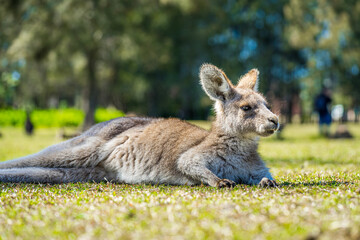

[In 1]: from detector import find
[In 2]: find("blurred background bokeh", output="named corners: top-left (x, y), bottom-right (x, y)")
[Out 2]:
top-left (0, 0), bottom-right (359, 131)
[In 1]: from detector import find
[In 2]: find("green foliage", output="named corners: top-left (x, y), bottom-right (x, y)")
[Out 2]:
top-left (0, 109), bottom-right (83, 127)
top-left (32, 109), bottom-right (84, 127)
top-left (0, 108), bottom-right (125, 127)
top-left (0, 124), bottom-right (359, 239)
top-left (95, 107), bottom-right (126, 123)
top-left (0, 109), bottom-right (26, 126)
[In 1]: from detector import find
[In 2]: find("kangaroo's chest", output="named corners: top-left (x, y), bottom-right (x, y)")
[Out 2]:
top-left (209, 148), bottom-right (263, 183)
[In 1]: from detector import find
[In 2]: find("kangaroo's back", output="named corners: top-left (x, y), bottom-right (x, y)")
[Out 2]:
top-left (82, 117), bottom-right (155, 139)
top-left (133, 118), bottom-right (209, 166)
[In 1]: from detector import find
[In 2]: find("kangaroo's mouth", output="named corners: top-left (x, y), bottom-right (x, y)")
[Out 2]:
top-left (260, 129), bottom-right (275, 136)
top-left (259, 125), bottom-right (278, 137)
top-left (258, 122), bottom-right (279, 137)
top-left (266, 129), bottom-right (276, 134)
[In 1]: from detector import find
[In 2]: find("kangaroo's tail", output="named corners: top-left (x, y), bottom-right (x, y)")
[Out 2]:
top-left (0, 167), bottom-right (116, 183)
top-left (0, 135), bottom-right (105, 169)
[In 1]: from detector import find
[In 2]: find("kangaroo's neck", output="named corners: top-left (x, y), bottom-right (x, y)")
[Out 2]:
top-left (209, 120), bottom-right (259, 153)
top-left (211, 116), bottom-right (258, 140)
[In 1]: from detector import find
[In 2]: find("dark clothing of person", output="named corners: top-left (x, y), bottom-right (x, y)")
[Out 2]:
top-left (25, 114), bottom-right (34, 135)
top-left (315, 93), bottom-right (332, 125)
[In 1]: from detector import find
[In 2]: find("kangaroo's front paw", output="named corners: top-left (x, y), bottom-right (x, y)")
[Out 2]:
top-left (259, 177), bottom-right (278, 188)
top-left (216, 179), bottom-right (236, 188)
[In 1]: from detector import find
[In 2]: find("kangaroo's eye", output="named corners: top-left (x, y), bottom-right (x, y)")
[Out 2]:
top-left (266, 104), bottom-right (272, 110)
top-left (241, 106), bottom-right (252, 111)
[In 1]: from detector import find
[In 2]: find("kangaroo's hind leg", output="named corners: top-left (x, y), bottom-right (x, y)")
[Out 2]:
top-left (0, 167), bottom-right (116, 183)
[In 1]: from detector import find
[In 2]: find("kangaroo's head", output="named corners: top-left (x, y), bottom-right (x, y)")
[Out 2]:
top-left (200, 63), bottom-right (279, 137)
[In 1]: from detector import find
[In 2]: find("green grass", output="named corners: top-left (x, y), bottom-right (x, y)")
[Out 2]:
top-left (1, 124), bottom-right (360, 239)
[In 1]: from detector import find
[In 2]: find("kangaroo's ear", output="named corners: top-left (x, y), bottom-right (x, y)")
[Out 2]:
top-left (237, 69), bottom-right (259, 91)
top-left (199, 64), bottom-right (234, 101)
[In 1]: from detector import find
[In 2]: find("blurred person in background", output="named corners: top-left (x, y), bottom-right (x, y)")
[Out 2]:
top-left (314, 88), bottom-right (332, 137)
top-left (25, 111), bottom-right (34, 136)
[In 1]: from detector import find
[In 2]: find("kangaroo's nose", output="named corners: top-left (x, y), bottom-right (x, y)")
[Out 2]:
top-left (268, 116), bottom-right (279, 129)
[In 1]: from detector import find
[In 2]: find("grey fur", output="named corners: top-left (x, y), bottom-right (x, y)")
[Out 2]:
top-left (0, 64), bottom-right (279, 188)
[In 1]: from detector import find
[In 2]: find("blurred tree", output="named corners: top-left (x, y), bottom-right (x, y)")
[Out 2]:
top-left (331, 0), bottom-right (360, 109)
top-left (0, 0), bottom-right (22, 107)
top-left (1, 0), bottom-right (359, 124)
top-left (6, 0), bottom-right (137, 129)
top-left (284, 0), bottom-right (360, 117)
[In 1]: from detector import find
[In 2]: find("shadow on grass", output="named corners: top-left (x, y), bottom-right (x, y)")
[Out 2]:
top-left (280, 180), bottom-right (352, 187)
top-left (265, 157), bottom-right (359, 166)
top-left (262, 134), bottom-right (359, 143)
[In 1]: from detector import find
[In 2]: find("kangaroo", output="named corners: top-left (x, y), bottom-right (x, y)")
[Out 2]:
top-left (0, 64), bottom-right (279, 188)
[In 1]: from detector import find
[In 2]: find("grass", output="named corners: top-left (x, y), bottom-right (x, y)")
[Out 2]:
top-left (0, 123), bottom-right (360, 239)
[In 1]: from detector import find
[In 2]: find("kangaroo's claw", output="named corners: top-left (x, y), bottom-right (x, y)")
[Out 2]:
top-left (259, 177), bottom-right (278, 188)
top-left (217, 179), bottom-right (236, 188)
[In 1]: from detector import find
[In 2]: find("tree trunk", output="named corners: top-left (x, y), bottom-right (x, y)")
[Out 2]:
top-left (286, 94), bottom-right (293, 124)
top-left (82, 50), bottom-right (97, 131)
